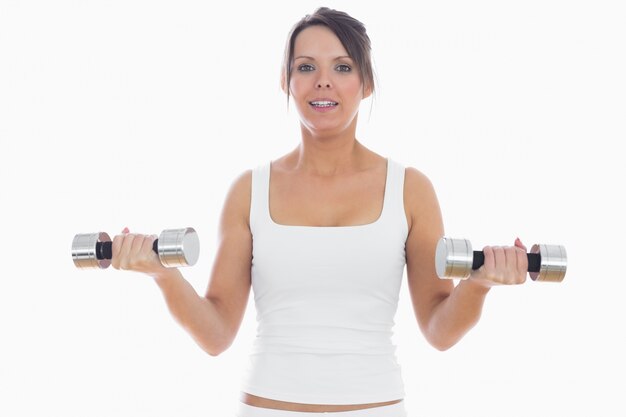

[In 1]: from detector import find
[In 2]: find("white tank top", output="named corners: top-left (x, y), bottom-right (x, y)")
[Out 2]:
top-left (241, 159), bottom-right (408, 405)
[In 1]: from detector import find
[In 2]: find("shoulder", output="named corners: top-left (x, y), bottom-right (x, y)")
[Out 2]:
top-left (221, 169), bottom-right (253, 227)
top-left (403, 166), bottom-right (437, 199)
top-left (402, 166), bottom-right (442, 228)
top-left (226, 169), bottom-right (253, 200)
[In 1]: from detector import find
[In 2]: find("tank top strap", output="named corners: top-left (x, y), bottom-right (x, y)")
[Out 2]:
top-left (380, 159), bottom-right (408, 231)
top-left (250, 162), bottom-right (271, 231)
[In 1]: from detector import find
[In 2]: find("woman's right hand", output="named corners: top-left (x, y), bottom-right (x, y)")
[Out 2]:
top-left (468, 237), bottom-right (528, 289)
top-left (111, 227), bottom-right (170, 277)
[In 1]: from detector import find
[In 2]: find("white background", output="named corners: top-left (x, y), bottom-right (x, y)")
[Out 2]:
top-left (1, 1), bottom-right (624, 416)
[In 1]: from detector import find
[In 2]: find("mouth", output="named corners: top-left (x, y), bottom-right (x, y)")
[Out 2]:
top-left (309, 100), bottom-right (339, 108)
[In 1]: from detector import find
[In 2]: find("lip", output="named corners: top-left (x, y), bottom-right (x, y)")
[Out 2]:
top-left (309, 97), bottom-right (338, 103)
top-left (308, 98), bottom-right (339, 112)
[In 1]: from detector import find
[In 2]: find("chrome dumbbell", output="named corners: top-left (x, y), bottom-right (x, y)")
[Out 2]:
top-left (435, 237), bottom-right (567, 282)
top-left (72, 227), bottom-right (200, 269)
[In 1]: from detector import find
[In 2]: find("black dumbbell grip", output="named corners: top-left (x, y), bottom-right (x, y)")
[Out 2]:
top-left (472, 251), bottom-right (541, 272)
top-left (95, 240), bottom-right (159, 260)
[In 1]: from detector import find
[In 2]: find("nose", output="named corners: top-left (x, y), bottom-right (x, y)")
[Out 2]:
top-left (315, 70), bottom-right (332, 89)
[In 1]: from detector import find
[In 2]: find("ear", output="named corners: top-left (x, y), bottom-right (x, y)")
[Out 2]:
top-left (280, 70), bottom-right (288, 94)
top-left (362, 82), bottom-right (373, 99)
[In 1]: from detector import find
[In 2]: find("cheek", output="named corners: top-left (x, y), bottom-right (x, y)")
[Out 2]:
top-left (289, 75), bottom-right (308, 98)
top-left (343, 76), bottom-right (365, 99)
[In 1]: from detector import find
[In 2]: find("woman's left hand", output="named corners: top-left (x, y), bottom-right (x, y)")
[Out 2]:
top-left (469, 238), bottom-right (528, 288)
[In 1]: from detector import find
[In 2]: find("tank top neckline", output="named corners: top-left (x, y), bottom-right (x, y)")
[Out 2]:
top-left (264, 158), bottom-right (392, 230)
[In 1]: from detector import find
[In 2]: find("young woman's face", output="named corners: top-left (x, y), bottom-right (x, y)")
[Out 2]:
top-left (288, 25), bottom-right (371, 137)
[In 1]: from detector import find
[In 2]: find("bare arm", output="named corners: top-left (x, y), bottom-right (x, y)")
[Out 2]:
top-left (404, 168), bottom-right (527, 351)
top-left (112, 171), bottom-right (253, 356)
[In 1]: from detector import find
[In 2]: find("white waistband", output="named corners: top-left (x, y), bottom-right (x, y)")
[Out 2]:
top-left (236, 401), bottom-right (407, 417)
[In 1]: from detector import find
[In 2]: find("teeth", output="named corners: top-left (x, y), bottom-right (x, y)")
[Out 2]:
top-left (310, 101), bottom-right (338, 107)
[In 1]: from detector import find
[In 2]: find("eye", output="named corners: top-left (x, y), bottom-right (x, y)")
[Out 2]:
top-left (335, 64), bottom-right (352, 73)
top-left (297, 64), bottom-right (315, 72)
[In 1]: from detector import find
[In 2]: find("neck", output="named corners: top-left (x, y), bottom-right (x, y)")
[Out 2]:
top-left (294, 116), bottom-right (365, 176)
top-left (296, 134), bottom-right (364, 177)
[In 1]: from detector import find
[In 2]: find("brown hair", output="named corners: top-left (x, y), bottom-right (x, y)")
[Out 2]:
top-left (282, 7), bottom-right (375, 101)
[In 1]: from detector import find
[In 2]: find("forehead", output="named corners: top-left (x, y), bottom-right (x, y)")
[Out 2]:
top-left (293, 25), bottom-right (348, 58)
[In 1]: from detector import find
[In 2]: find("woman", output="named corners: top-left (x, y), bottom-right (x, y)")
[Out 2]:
top-left (111, 7), bottom-right (528, 416)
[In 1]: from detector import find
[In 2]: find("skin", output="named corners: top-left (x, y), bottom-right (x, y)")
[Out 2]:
top-left (111, 25), bottom-right (528, 413)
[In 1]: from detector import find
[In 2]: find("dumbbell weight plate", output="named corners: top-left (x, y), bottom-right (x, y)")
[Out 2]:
top-left (72, 232), bottom-right (112, 269)
top-left (529, 244), bottom-right (567, 282)
top-left (435, 237), bottom-right (473, 279)
top-left (157, 228), bottom-right (200, 268)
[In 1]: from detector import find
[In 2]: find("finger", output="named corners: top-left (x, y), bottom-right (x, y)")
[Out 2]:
top-left (500, 245), bottom-right (525, 284)
top-left (130, 233), bottom-right (147, 257)
top-left (141, 234), bottom-right (158, 260)
top-left (502, 246), bottom-right (518, 284)
top-left (492, 246), bottom-right (506, 282)
top-left (111, 233), bottom-right (127, 269)
top-left (516, 246), bottom-right (528, 283)
top-left (119, 233), bottom-right (136, 269)
top-left (513, 238), bottom-right (528, 284)
top-left (482, 246), bottom-right (495, 273)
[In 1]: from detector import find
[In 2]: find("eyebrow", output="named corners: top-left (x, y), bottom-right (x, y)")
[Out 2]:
top-left (294, 55), bottom-right (352, 61)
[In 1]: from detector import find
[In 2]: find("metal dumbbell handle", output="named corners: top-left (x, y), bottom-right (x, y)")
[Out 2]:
top-left (471, 250), bottom-right (542, 273)
top-left (95, 240), bottom-right (159, 261)
top-left (72, 227), bottom-right (199, 269)
top-left (435, 237), bottom-right (567, 282)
